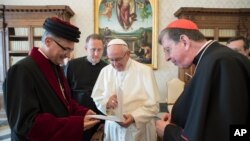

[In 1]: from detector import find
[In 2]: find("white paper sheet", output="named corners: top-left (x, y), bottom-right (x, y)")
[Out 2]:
top-left (112, 87), bottom-right (123, 120)
top-left (86, 115), bottom-right (123, 122)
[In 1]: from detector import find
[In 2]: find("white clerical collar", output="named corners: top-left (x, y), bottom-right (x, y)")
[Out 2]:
top-left (86, 57), bottom-right (100, 66)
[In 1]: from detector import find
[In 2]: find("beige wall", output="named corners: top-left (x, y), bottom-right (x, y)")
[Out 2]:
top-left (2, 0), bottom-right (250, 102)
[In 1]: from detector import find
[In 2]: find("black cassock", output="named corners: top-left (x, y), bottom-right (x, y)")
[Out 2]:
top-left (164, 42), bottom-right (250, 141)
top-left (65, 56), bottom-right (107, 114)
top-left (65, 56), bottom-right (107, 140)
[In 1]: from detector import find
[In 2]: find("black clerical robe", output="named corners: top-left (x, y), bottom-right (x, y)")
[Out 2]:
top-left (3, 47), bottom-right (89, 141)
top-left (65, 56), bottom-right (107, 140)
top-left (164, 42), bottom-right (250, 141)
top-left (65, 56), bottom-right (107, 114)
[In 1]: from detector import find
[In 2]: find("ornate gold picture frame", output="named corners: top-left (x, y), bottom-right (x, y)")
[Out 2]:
top-left (94, 0), bottom-right (158, 69)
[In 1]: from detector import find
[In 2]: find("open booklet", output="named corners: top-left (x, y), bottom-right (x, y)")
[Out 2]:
top-left (86, 87), bottom-right (124, 122)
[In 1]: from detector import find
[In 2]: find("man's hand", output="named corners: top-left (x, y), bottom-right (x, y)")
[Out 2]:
top-left (162, 112), bottom-right (171, 121)
top-left (83, 110), bottom-right (100, 131)
top-left (118, 114), bottom-right (134, 128)
top-left (155, 112), bottom-right (171, 138)
top-left (106, 94), bottom-right (118, 109)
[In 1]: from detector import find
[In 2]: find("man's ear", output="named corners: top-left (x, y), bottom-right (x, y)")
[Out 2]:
top-left (44, 37), bottom-right (52, 47)
top-left (180, 35), bottom-right (190, 50)
top-left (125, 51), bottom-right (131, 56)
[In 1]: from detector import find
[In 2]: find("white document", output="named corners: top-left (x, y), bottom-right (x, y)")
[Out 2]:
top-left (112, 86), bottom-right (123, 120)
top-left (86, 115), bottom-right (123, 122)
top-left (87, 87), bottom-right (124, 122)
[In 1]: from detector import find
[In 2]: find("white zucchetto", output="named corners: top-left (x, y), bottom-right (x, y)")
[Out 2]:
top-left (107, 39), bottom-right (128, 47)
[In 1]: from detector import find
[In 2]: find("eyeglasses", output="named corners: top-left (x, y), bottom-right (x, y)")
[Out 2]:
top-left (108, 52), bottom-right (127, 62)
top-left (51, 38), bottom-right (74, 52)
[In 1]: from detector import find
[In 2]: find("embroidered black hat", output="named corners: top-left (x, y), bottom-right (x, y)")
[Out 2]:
top-left (43, 17), bottom-right (81, 42)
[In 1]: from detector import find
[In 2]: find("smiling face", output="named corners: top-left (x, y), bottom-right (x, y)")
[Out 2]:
top-left (44, 36), bottom-right (74, 65)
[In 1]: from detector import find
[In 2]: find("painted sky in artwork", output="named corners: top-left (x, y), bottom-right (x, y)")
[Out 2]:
top-left (99, 0), bottom-right (152, 33)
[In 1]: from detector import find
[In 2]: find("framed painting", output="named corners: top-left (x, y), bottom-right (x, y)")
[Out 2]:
top-left (94, 0), bottom-right (158, 69)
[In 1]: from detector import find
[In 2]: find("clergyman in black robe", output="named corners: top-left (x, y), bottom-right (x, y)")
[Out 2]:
top-left (156, 19), bottom-right (250, 141)
top-left (65, 34), bottom-right (108, 140)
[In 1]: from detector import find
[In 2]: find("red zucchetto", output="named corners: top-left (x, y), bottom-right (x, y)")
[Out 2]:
top-left (167, 19), bottom-right (199, 30)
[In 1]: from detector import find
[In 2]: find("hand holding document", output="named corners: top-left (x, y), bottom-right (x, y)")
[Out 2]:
top-left (87, 87), bottom-right (124, 122)
top-left (84, 110), bottom-right (100, 131)
top-left (86, 114), bottom-right (123, 122)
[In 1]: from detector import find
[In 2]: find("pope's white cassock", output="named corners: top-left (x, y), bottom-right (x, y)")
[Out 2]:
top-left (92, 58), bottom-right (160, 141)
